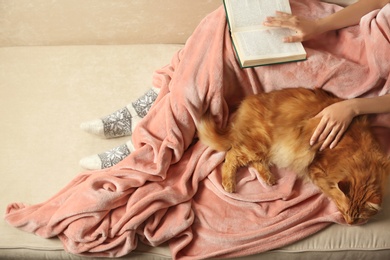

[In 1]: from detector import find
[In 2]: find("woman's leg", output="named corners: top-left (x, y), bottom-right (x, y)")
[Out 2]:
top-left (79, 87), bottom-right (159, 170)
top-left (80, 87), bottom-right (159, 138)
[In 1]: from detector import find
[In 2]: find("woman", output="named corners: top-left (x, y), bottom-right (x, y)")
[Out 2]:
top-left (264, 0), bottom-right (390, 151)
top-left (81, 0), bottom-right (390, 169)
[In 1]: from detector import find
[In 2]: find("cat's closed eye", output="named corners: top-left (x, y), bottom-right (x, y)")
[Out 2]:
top-left (346, 201), bottom-right (381, 225)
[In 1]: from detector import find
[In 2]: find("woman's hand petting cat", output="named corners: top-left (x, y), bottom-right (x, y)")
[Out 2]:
top-left (310, 101), bottom-right (357, 151)
top-left (263, 11), bottom-right (319, 42)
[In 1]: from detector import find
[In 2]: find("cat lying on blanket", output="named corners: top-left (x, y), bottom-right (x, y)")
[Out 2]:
top-left (198, 87), bottom-right (390, 225)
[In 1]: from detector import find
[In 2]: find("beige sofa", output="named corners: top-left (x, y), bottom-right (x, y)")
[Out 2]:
top-left (1, 0), bottom-right (390, 259)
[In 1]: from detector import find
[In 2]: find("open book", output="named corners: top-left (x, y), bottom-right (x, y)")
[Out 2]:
top-left (223, 0), bottom-right (307, 68)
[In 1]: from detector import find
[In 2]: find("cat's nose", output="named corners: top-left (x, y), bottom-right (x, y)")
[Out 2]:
top-left (343, 215), bottom-right (354, 225)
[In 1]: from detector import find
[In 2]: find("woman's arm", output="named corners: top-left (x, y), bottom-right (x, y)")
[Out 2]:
top-left (265, 0), bottom-right (390, 149)
top-left (311, 94), bottom-right (390, 151)
top-left (264, 0), bottom-right (390, 42)
top-left (317, 0), bottom-right (389, 34)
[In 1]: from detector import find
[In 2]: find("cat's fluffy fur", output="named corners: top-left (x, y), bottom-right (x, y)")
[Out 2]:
top-left (198, 87), bottom-right (389, 225)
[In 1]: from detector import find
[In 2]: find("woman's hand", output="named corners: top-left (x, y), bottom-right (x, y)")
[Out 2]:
top-left (263, 11), bottom-right (320, 42)
top-left (310, 100), bottom-right (357, 151)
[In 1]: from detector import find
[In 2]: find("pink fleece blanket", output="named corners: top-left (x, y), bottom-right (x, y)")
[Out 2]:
top-left (5, 0), bottom-right (390, 259)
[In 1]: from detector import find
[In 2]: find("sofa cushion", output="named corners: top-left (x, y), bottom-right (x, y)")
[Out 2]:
top-left (1, 43), bottom-right (390, 260)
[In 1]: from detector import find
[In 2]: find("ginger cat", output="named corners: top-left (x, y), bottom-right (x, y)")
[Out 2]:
top-left (198, 87), bottom-right (389, 225)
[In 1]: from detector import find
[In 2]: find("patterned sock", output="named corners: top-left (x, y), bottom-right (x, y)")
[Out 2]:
top-left (79, 140), bottom-right (135, 170)
top-left (80, 87), bottom-right (159, 138)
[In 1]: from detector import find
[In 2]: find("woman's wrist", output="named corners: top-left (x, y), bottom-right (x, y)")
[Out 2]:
top-left (313, 18), bottom-right (331, 36)
top-left (347, 99), bottom-right (362, 117)
top-left (334, 99), bottom-right (361, 119)
top-left (347, 95), bottom-right (390, 116)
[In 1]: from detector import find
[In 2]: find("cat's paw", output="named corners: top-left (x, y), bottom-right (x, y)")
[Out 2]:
top-left (265, 175), bottom-right (277, 186)
top-left (222, 181), bottom-right (236, 193)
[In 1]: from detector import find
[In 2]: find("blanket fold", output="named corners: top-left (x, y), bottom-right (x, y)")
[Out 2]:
top-left (5, 1), bottom-right (390, 259)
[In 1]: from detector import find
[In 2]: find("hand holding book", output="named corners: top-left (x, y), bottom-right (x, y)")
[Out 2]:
top-left (263, 11), bottom-right (320, 43)
top-left (223, 0), bottom-right (307, 68)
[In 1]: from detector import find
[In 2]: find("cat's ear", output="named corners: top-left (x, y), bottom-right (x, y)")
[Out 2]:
top-left (337, 179), bottom-right (351, 197)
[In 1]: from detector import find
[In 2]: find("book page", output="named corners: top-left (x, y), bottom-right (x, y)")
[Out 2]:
top-left (233, 28), bottom-right (304, 58)
top-left (226, 0), bottom-right (291, 30)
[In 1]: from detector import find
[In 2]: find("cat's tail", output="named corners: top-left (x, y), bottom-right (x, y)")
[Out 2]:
top-left (197, 113), bottom-right (232, 151)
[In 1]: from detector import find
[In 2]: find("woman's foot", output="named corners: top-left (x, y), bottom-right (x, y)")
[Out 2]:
top-left (79, 141), bottom-right (135, 170)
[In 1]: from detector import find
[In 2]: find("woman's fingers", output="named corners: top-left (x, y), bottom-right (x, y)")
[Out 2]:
top-left (320, 125), bottom-right (341, 151)
top-left (264, 19), bottom-right (291, 28)
top-left (264, 12), bottom-right (294, 28)
top-left (264, 12), bottom-right (304, 42)
top-left (311, 113), bottom-right (344, 151)
top-left (274, 11), bottom-right (291, 17)
top-left (310, 113), bottom-right (326, 145)
top-left (310, 101), bottom-right (355, 150)
top-left (264, 11), bottom-right (318, 42)
top-left (283, 35), bottom-right (303, 43)
top-left (329, 129), bottom-right (344, 149)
